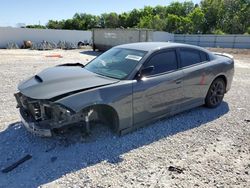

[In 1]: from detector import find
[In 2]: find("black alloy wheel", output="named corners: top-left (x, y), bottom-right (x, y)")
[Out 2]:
top-left (205, 78), bottom-right (226, 108)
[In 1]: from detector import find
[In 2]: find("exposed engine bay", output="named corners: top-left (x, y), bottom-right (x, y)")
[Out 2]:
top-left (14, 92), bottom-right (93, 137)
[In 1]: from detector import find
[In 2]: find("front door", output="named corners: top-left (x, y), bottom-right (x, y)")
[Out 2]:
top-left (132, 49), bottom-right (184, 125)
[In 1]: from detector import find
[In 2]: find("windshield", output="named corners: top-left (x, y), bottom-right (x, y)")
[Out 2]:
top-left (85, 48), bottom-right (146, 79)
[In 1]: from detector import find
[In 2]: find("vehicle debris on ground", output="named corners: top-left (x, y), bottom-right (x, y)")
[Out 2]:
top-left (168, 166), bottom-right (184, 174)
top-left (1, 154), bottom-right (32, 173)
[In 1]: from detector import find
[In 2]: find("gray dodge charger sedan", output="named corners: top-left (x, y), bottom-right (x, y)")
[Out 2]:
top-left (15, 42), bottom-right (234, 137)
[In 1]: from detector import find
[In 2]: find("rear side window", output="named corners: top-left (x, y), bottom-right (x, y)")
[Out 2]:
top-left (180, 49), bottom-right (201, 67)
top-left (144, 50), bottom-right (178, 76)
top-left (200, 51), bottom-right (209, 62)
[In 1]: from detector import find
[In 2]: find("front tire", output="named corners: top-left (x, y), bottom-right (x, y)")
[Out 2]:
top-left (205, 78), bottom-right (226, 108)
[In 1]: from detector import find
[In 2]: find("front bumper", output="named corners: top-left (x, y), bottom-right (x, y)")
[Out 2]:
top-left (20, 109), bottom-right (52, 137)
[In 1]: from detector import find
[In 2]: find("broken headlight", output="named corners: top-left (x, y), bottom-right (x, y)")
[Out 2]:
top-left (45, 103), bottom-right (75, 127)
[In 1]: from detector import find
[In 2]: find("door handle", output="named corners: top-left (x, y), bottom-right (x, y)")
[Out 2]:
top-left (175, 79), bottom-right (182, 84)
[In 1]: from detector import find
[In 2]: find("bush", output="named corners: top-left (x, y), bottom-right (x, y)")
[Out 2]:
top-left (212, 29), bottom-right (225, 35)
top-left (247, 27), bottom-right (250, 34)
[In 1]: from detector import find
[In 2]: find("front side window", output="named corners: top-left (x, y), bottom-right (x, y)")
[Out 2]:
top-left (85, 48), bottom-right (146, 79)
top-left (143, 50), bottom-right (178, 76)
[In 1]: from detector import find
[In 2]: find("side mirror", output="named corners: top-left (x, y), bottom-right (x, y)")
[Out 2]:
top-left (140, 66), bottom-right (154, 77)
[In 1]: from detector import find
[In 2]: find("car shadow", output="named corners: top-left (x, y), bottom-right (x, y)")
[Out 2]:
top-left (0, 102), bottom-right (229, 187)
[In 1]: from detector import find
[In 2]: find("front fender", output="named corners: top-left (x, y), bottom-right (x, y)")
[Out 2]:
top-left (55, 81), bottom-right (133, 131)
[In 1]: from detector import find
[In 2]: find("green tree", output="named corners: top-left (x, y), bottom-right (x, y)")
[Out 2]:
top-left (101, 12), bottom-right (119, 28)
top-left (165, 14), bottom-right (193, 34)
top-left (153, 5), bottom-right (168, 18)
top-left (72, 13), bottom-right (99, 30)
top-left (62, 19), bottom-right (74, 30)
top-left (167, 1), bottom-right (194, 16)
top-left (118, 12), bottom-right (129, 28)
top-left (212, 29), bottom-right (225, 35)
top-left (138, 6), bottom-right (166, 30)
top-left (183, 1), bottom-right (195, 15)
top-left (126, 9), bottom-right (142, 28)
top-left (46, 20), bottom-right (64, 29)
top-left (26, 25), bottom-right (46, 29)
top-left (138, 15), bottom-right (166, 30)
top-left (200, 0), bottom-right (224, 33)
top-left (188, 7), bottom-right (205, 33)
top-left (141, 6), bottom-right (154, 17)
top-left (247, 26), bottom-right (250, 34)
top-left (221, 0), bottom-right (250, 34)
top-left (179, 16), bottom-right (193, 34)
top-left (44, 0), bottom-right (250, 34)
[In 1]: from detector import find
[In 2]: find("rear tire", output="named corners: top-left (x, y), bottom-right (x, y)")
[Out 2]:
top-left (205, 78), bottom-right (226, 108)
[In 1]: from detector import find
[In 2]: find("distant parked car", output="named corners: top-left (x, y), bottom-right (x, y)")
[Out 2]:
top-left (15, 42), bottom-right (234, 137)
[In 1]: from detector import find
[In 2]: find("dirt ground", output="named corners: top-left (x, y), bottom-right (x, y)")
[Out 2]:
top-left (0, 48), bottom-right (249, 188)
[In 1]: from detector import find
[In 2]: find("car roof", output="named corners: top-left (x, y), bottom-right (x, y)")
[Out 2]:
top-left (115, 42), bottom-right (208, 53)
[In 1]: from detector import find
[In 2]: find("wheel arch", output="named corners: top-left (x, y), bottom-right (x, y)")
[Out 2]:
top-left (214, 74), bottom-right (227, 89)
top-left (208, 74), bottom-right (227, 91)
top-left (80, 104), bottom-right (120, 133)
top-left (205, 74), bottom-right (227, 108)
top-left (205, 74), bottom-right (228, 100)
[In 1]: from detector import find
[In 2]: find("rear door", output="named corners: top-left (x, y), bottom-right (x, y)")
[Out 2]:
top-left (179, 48), bottom-right (210, 107)
top-left (132, 49), bottom-right (184, 125)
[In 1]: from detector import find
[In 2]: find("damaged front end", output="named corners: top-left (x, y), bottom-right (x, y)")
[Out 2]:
top-left (14, 92), bottom-right (76, 137)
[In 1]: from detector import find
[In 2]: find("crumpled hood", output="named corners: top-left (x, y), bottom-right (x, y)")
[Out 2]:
top-left (18, 66), bottom-right (119, 99)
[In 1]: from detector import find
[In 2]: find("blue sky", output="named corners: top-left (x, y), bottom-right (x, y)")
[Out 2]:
top-left (0, 0), bottom-right (200, 27)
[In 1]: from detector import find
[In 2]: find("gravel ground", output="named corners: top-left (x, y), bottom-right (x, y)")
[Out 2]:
top-left (0, 48), bottom-right (249, 188)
